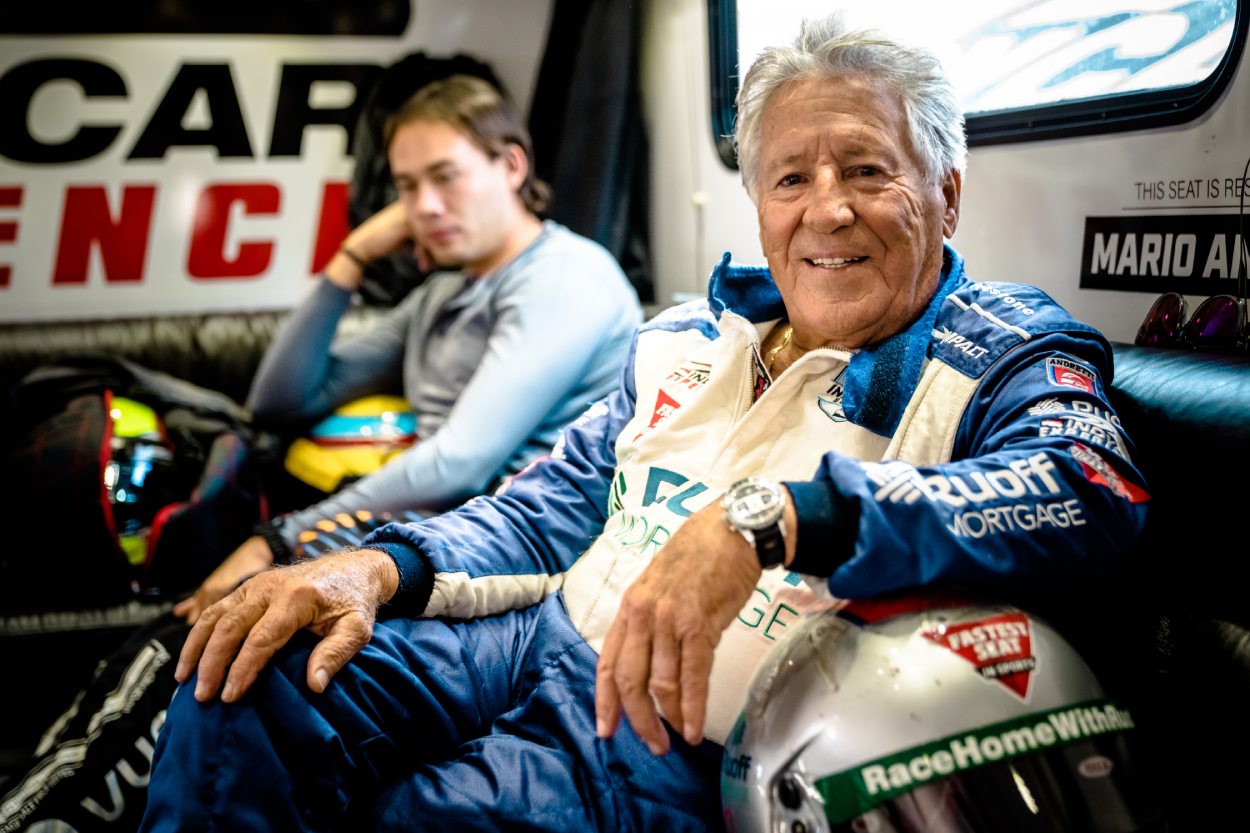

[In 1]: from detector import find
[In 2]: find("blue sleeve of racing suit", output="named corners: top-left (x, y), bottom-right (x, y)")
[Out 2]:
top-left (363, 337), bottom-right (640, 620)
top-left (246, 277), bottom-right (408, 420)
top-left (275, 251), bottom-right (640, 539)
top-left (785, 332), bottom-right (1149, 600)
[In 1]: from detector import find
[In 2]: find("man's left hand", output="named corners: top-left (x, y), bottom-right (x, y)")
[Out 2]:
top-left (594, 495), bottom-right (796, 755)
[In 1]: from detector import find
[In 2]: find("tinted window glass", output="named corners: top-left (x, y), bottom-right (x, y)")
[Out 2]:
top-left (736, 0), bottom-right (1237, 116)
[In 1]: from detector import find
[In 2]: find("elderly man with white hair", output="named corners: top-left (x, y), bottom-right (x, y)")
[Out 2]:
top-left (140, 14), bottom-right (1147, 833)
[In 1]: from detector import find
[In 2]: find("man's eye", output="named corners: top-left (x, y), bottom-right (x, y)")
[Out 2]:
top-left (853, 166), bottom-right (881, 177)
top-left (779, 174), bottom-right (803, 187)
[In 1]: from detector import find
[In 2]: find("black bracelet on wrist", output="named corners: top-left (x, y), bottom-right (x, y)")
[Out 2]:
top-left (340, 246), bottom-right (369, 270)
top-left (253, 518), bottom-right (295, 566)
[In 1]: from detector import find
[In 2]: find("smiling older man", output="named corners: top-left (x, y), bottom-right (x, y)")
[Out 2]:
top-left (140, 15), bottom-right (1148, 833)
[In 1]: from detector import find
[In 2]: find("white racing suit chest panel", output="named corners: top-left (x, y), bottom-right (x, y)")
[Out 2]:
top-left (562, 311), bottom-right (980, 743)
top-left (883, 355), bottom-right (984, 467)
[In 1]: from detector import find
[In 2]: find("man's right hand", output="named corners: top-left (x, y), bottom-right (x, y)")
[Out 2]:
top-left (175, 548), bottom-right (400, 703)
top-left (325, 202), bottom-right (416, 291)
top-left (174, 535), bottom-right (275, 625)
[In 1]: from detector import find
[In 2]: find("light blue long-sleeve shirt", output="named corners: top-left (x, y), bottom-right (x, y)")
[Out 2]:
top-left (247, 221), bottom-right (642, 546)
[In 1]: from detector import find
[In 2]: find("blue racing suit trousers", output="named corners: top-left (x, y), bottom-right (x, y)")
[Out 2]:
top-left (139, 593), bottom-right (724, 832)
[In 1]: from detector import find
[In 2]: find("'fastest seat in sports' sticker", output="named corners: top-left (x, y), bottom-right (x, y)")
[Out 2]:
top-left (923, 612), bottom-right (1036, 700)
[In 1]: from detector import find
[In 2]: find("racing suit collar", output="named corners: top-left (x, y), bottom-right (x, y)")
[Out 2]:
top-left (705, 245), bottom-right (966, 438)
top-left (843, 246), bottom-right (965, 437)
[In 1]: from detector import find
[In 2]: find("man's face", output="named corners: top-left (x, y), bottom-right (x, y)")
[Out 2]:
top-left (389, 119), bottom-right (525, 274)
top-left (755, 74), bottom-right (961, 348)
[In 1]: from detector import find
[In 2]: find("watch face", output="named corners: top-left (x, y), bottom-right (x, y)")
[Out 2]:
top-left (726, 480), bottom-right (784, 530)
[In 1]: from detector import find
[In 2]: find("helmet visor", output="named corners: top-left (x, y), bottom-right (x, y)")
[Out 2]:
top-left (829, 733), bottom-right (1162, 833)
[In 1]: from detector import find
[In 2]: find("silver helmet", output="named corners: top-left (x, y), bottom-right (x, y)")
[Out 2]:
top-left (721, 592), bottom-right (1162, 833)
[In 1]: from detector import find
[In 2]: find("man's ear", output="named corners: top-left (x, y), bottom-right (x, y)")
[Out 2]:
top-left (941, 168), bottom-right (962, 239)
top-left (503, 142), bottom-right (528, 194)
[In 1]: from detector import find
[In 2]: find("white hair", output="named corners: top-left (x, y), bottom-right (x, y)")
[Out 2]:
top-left (735, 13), bottom-right (967, 201)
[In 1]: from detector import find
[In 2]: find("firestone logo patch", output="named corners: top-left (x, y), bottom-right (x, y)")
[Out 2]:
top-left (923, 612), bottom-right (1036, 700)
top-left (1046, 357), bottom-right (1096, 394)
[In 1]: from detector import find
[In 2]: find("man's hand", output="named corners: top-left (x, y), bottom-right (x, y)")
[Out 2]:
top-left (325, 202), bottom-right (415, 291)
top-left (594, 496), bottom-right (796, 755)
top-left (175, 549), bottom-right (399, 703)
top-left (174, 535), bottom-right (274, 625)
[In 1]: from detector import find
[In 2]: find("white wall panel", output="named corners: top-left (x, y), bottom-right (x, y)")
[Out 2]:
top-left (0, 0), bottom-right (553, 322)
top-left (642, 0), bottom-right (1250, 344)
top-left (642, 0), bottom-right (763, 308)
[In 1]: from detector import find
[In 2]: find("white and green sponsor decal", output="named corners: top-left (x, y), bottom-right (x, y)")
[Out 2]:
top-left (815, 699), bottom-right (1134, 823)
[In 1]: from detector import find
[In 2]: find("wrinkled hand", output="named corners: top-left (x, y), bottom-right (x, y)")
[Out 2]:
top-left (175, 549), bottom-right (399, 704)
top-left (595, 501), bottom-right (768, 756)
top-left (174, 535), bottom-right (274, 625)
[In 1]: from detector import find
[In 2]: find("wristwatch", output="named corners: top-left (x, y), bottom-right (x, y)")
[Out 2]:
top-left (722, 477), bottom-right (788, 568)
top-left (253, 516), bottom-right (295, 566)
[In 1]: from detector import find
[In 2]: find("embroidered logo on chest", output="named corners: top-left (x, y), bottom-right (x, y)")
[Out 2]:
top-left (633, 389), bottom-right (681, 441)
top-left (818, 367), bottom-right (849, 423)
top-left (751, 348), bottom-right (771, 402)
top-left (665, 361), bottom-right (712, 391)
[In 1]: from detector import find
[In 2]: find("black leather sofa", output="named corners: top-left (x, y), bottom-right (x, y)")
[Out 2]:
top-left (0, 310), bottom-right (382, 777)
top-left (1, 312), bottom-right (1247, 830)
top-left (1094, 345), bottom-right (1250, 831)
top-left (0, 308), bottom-right (386, 408)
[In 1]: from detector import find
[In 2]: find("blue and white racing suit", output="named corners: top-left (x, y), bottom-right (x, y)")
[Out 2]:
top-left (141, 246), bottom-right (1148, 833)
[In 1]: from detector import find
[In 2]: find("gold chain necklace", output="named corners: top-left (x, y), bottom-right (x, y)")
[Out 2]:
top-left (765, 325), bottom-right (793, 374)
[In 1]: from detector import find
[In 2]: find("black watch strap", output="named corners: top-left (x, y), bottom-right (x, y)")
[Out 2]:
top-left (254, 518), bottom-right (295, 566)
top-left (754, 523), bottom-right (786, 568)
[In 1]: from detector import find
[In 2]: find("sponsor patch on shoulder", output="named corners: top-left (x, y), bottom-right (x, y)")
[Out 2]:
top-left (923, 611), bottom-right (1036, 700)
top-left (1069, 442), bottom-right (1150, 502)
top-left (1046, 357), bottom-right (1097, 393)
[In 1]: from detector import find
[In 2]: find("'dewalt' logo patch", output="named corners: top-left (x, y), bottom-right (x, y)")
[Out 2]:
top-left (923, 612), bottom-right (1036, 700)
top-left (1046, 357), bottom-right (1097, 394)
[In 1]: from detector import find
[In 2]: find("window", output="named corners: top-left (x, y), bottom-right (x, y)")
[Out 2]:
top-left (710, 0), bottom-right (1247, 167)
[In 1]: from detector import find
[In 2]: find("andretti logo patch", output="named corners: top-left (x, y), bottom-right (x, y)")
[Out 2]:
top-left (1046, 357), bottom-right (1096, 393)
top-left (924, 612), bottom-right (1036, 700)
